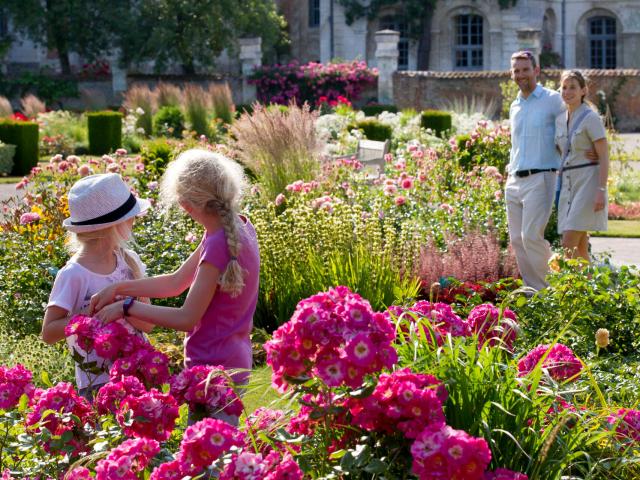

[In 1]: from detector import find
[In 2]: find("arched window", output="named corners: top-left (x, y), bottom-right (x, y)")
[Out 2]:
top-left (455, 14), bottom-right (483, 70)
top-left (589, 16), bottom-right (616, 69)
top-left (380, 16), bottom-right (409, 71)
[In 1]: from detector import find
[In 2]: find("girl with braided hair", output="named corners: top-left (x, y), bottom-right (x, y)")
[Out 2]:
top-left (91, 149), bottom-right (260, 423)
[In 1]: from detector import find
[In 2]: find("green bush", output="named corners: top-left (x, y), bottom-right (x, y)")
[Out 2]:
top-left (153, 106), bottom-right (185, 138)
top-left (0, 120), bottom-right (39, 175)
top-left (348, 119), bottom-right (393, 141)
top-left (0, 141), bottom-right (16, 175)
top-left (420, 109), bottom-right (452, 137)
top-left (361, 104), bottom-right (398, 116)
top-left (87, 111), bottom-right (123, 155)
top-left (140, 137), bottom-right (176, 177)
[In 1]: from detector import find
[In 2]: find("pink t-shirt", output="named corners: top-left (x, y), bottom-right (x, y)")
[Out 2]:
top-left (184, 216), bottom-right (260, 383)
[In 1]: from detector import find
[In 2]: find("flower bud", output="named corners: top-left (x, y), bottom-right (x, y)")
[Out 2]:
top-left (595, 328), bottom-right (610, 348)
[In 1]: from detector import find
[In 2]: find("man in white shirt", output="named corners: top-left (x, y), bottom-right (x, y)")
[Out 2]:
top-left (506, 51), bottom-right (565, 291)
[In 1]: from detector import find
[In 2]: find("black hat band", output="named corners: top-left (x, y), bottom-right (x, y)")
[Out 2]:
top-left (71, 193), bottom-right (137, 226)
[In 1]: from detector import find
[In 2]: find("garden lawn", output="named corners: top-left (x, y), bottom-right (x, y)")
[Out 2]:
top-left (593, 219), bottom-right (640, 238)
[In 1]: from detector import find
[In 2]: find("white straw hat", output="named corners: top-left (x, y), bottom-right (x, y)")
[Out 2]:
top-left (63, 173), bottom-right (150, 233)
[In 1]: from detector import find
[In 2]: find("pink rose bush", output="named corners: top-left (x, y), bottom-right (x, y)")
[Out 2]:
top-left (388, 301), bottom-right (470, 345)
top-left (169, 365), bottom-right (243, 417)
top-left (484, 468), bottom-right (529, 480)
top-left (25, 382), bottom-right (94, 455)
top-left (264, 286), bottom-right (397, 392)
top-left (95, 375), bottom-right (147, 415)
top-left (65, 314), bottom-right (170, 387)
top-left (93, 438), bottom-right (160, 480)
top-left (117, 390), bottom-right (179, 441)
top-left (0, 364), bottom-right (35, 409)
top-left (219, 451), bottom-right (303, 480)
top-left (517, 343), bottom-right (583, 382)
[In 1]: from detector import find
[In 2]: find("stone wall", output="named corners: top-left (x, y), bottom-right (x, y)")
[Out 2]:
top-left (393, 69), bottom-right (640, 132)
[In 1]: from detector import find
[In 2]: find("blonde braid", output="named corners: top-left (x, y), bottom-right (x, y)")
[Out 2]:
top-left (210, 199), bottom-right (245, 297)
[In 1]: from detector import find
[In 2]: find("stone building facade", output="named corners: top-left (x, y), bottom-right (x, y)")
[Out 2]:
top-left (278, 0), bottom-right (640, 71)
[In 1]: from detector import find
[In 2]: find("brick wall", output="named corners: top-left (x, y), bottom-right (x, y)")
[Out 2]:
top-left (393, 69), bottom-right (640, 132)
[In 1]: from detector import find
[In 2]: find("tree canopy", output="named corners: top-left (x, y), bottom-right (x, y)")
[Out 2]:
top-left (2, 0), bottom-right (287, 75)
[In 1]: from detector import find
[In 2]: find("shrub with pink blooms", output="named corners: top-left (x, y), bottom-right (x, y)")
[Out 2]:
top-left (484, 468), bottom-right (529, 480)
top-left (517, 343), bottom-right (583, 382)
top-left (0, 364), bottom-right (35, 410)
top-left (467, 303), bottom-right (519, 350)
top-left (219, 450), bottom-right (303, 480)
top-left (248, 60), bottom-right (377, 106)
top-left (348, 368), bottom-right (448, 439)
top-left (169, 365), bottom-right (243, 419)
top-left (94, 375), bottom-right (147, 415)
top-left (410, 423), bottom-right (492, 480)
top-left (116, 389), bottom-right (179, 441)
top-left (25, 382), bottom-right (94, 456)
top-left (264, 286), bottom-right (397, 392)
top-left (388, 300), bottom-right (470, 345)
top-left (176, 418), bottom-right (245, 476)
top-left (93, 438), bottom-right (160, 480)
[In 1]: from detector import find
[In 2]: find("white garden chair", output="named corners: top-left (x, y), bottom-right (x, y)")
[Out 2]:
top-left (333, 139), bottom-right (390, 177)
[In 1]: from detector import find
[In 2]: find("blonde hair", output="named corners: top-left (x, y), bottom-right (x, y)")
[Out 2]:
top-left (160, 149), bottom-right (248, 297)
top-left (66, 222), bottom-right (142, 279)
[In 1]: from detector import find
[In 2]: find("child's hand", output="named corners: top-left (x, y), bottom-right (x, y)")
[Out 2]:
top-left (90, 285), bottom-right (118, 314)
top-left (94, 300), bottom-right (125, 324)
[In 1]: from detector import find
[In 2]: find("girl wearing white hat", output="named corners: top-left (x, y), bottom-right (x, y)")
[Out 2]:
top-left (90, 149), bottom-right (260, 426)
top-left (42, 173), bottom-right (154, 400)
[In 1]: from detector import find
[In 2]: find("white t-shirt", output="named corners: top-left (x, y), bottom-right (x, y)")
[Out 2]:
top-left (47, 249), bottom-right (146, 389)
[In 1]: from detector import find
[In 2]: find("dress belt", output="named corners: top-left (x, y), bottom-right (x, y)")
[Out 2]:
top-left (561, 162), bottom-right (598, 173)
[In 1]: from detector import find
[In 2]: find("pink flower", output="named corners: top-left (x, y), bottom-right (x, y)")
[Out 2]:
top-left (78, 164), bottom-right (91, 177)
top-left (185, 232), bottom-right (198, 243)
top-left (66, 467), bottom-right (92, 479)
top-left (117, 389), bottom-right (179, 441)
top-left (177, 418), bottom-right (245, 476)
top-left (95, 438), bottom-right (160, 480)
top-left (275, 193), bottom-right (286, 206)
top-left (467, 303), bottom-right (518, 350)
top-left (400, 177), bottom-right (414, 189)
top-left (107, 163), bottom-right (120, 173)
top-left (484, 468), bottom-right (529, 480)
top-left (150, 461), bottom-right (184, 480)
top-left (0, 364), bottom-right (35, 409)
top-left (95, 375), bottom-right (147, 415)
top-left (135, 162), bottom-right (145, 172)
top-left (394, 195), bottom-right (406, 206)
top-left (518, 344), bottom-right (582, 382)
top-left (147, 181), bottom-right (159, 191)
top-left (115, 148), bottom-right (128, 156)
top-left (19, 212), bottom-right (40, 225)
top-left (169, 365), bottom-right (243, 416)
top-left (411, 424), bottom-right (491, 480)
top-left (607, 408), bottom-right (640, 444)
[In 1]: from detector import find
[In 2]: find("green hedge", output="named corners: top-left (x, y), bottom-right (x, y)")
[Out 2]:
top-left (348, 119), bottom-right (393, 142)
top-left (0, 121), bottom-right (39, 175)
top-left (87, 111), bottom-right (123, 155)
top-left (361, 104), bottom-right (398, 116)
top-left (420, 110), bottom-right (452, 137)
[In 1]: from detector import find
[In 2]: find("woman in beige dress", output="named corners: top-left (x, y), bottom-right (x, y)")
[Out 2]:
top-left (555, 70), bottom-right (609, 261)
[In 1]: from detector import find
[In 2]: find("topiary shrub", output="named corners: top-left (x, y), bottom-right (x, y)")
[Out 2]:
top-left (153, 106), bottom-right (184, 138)
top-left (87, 111), bottom-right (123, 155)
top-left (361, 104), bottom-right (398, 116)
top-left (420, 110), bottom-right (452, 137)
top-left (348, 119), bottom-right (393, 142)
top-left (0, 120), bottom-right (39, 175)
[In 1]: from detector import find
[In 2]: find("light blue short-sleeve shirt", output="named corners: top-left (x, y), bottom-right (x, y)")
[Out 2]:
top-left (509, 84), bottom-right (565, 173)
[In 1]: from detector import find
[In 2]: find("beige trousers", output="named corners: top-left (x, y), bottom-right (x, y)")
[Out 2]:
top-left (505, 171), bottom-right (555, 291)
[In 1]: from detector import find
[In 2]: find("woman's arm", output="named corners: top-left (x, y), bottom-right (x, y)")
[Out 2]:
top-left (94, 262), bottom-right (219, 332)
top-left (593, 137), bottom-right (609, 212)
top-left (90, 245), bottom-right (202, 314)
top-left (42, 306), bottom-right (70, 344)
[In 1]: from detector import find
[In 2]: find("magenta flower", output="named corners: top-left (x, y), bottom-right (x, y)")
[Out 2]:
top-left (0, 364), bottom-right (34, 410)
top-left (169, 365), bottom-right (243, 416)
top-left (95, 438), bottom-right (160, 480)
top-left (484, 468), bottom-right (529, 480)
top-left (117, 389), bottom-right (179, 441)
top-left (411, 424), bottom-right (491, 480)
top-left (95, 375), bottom-right (147, 415)
top-left (177, 418), bottom-right (245, 476)
top-left (607, 408), bottom-right (640, 444)
top-left (467, 303), bottom-right (518, 350)
top-left (219, 450), bottom-right (303, 480)
top-left (518, 344), bottom-right (583, 382)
